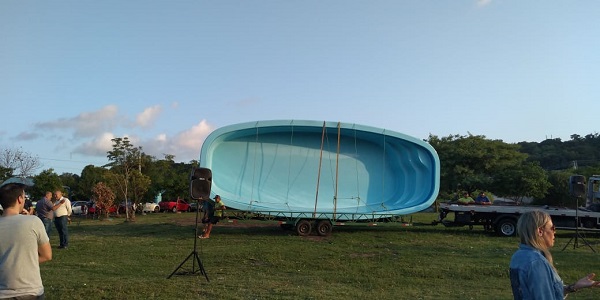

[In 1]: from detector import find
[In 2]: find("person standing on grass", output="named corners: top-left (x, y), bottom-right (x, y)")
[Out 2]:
top-left (199, 195), bottom-right (226, 239)
top-left (36, 191), bottom-right (65, 237)
top-left (509, 210), bottom-right (600, 299)
top-left (0, 177), bottom-right (52, 299)
top-left (53, 189), bottom-right (72, 249)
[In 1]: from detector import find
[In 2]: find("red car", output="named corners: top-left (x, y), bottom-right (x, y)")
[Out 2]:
top-left (159, 198), bottom-right (191, 212)
top-left (88, 202), bottom-right (117, 215)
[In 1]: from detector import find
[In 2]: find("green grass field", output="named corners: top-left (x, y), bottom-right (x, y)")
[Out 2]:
top-left (41, 212), bottom-right (600, 299)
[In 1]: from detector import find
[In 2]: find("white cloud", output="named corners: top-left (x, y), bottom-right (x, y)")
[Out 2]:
top-left (136, 105), bottom-right (162, 128)
top-left (156, 133), bottom-right (167, 142)
top-left (73, 132), bottom-right (116, 156)
top-left (28, 105), bottom-right (214, 168)
top-left (35, 105), bottom-right (120, 138)
top-left (172, 120), bottom-right (213, 151)
top-left (139, 120), bottom-right (214, 162)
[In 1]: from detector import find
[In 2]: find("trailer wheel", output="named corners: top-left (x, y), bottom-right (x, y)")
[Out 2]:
top-left (316, 220), bottom-right (333, 236)
top-left (496, 218), bottom-right (517, 237)
top-left (295, 219), bottom-right (312, 236)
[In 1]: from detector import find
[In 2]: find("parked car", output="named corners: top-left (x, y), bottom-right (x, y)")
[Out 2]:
top-left (139, 202), bottom-right (160, 213)
top-left (118, 201), bottom-right (137, 214)
top-left (71, 201), bottom-right (89, 215)
top-left (88, 201), bottom-right (117, 215)
top-left (159, 198), bottom-right (191, 212)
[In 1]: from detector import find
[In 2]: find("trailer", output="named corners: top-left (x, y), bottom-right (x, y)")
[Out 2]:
top-left (436, 176), bottom-right (600, 237)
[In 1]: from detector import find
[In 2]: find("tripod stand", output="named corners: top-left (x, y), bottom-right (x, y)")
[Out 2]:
top-left (562, 196), bottom-right (596, 253)
top-left (167, 198), bottom-right (210, 281)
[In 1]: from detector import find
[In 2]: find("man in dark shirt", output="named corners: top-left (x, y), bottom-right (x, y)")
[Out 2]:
top-left (35, 191), bottom-right (64, 237)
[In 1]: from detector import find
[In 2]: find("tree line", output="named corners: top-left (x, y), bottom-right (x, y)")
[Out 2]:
top-left (2, 132), bottom-right (599, 210)
top-left (429, 132), bottom-right (600, 207)
top-left (0, 138), bottom-right (195, 217)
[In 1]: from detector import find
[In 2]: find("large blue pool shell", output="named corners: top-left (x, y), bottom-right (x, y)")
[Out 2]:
top-left (200, 120), bottom-right (440, 220)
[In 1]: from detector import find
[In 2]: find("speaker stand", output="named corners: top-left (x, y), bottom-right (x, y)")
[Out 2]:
top-left (562, 196), bottom-right (596, 253)
top-left (167, 198), bottom-right (210, 281)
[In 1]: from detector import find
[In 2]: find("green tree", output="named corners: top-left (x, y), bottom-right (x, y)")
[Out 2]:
top-left (59, 173), bottom-right (80, 200)
top-left (106, 137), bottom-right (146, 221)
top-left (129, 170), bottom-right (151, 217)
top-left (493, 162), bottom-right (551, 204)
top-left (78, 165), bottom-right (110, 200)
top-left (0, 166), bottom-right (12, 182)
top-left (31, 169), bottom-right (63, 200)
top-left (143, 154), bottom-right (194, 201)
top-left (541, 171), bottom-right (571, 206)
top-left (428, 134), bottom-right (551, 202)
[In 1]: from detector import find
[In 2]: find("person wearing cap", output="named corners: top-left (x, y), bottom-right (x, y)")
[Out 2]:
top-left (199, 195), bottom-right (226, 239)
top-left (53, 189), bottom-right (72, 249)
top-left (0, 178), bottom-right (52, 299)
top-left (36, 191), bottom-right (65, 237)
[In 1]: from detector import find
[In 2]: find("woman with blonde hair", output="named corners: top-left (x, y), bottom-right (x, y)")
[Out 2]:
top-left (509, 210), bottom-right (600, 299)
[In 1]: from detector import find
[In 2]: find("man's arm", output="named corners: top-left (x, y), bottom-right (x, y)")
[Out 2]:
top-left (38, 242), bottom-right (52, 263)
top-left (51, 199), bottom-right (65, 211)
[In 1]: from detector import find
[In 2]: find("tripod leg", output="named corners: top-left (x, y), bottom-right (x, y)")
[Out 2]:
top-left (167, 251), bottom-right (195, 279)
top-left (167, 199), bottom-right (210, 281)
top-left (576, 233), bottom-right (596, 253)
top-left (561, 236), bottom-right (575, 251)
top-left (194, 251), bottom-right (210, 282)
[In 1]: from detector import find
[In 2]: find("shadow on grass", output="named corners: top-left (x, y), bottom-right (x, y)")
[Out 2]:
top-left (68, 215), bottom-right (291, 239)
top-left (67, 214), bottom-right (600, 246)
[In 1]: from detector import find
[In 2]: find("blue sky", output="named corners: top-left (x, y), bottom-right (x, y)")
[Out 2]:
top-left (1, 1), bottom-right (598, 175)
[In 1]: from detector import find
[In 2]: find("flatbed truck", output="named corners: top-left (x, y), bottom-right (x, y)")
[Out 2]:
top-left (436, 203), bottom-right (600, 236)
top-left (436, 176), bottom-right (600, 237)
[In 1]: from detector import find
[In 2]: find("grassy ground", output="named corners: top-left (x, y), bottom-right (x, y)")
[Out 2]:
top-left (41, 212), bottom-right (600, 300)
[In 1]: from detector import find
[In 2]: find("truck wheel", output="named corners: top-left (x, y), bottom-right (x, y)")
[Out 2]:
top-left (295, 219), bottom-right (312, 236)
top-left (496, 218), bottom-right (517, 237)
top-left (316, 220), bottom-right (333, 236)
top-left (172, 206), bottom-right (177, 213)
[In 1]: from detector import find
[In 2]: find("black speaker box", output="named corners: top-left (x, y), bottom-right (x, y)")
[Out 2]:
top-left (569, 175), bottom-right (586, 197)
top-left (190, 168), bottom-right (212, 200)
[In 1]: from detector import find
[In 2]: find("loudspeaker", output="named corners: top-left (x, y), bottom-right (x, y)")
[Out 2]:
top-left (190, 168), bottom-right (212, 200)
top-left (569, 175), bottom-right (586, 197)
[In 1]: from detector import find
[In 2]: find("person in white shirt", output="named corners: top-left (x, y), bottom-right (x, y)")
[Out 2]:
top-left (53, 189), bottom-right (72, 249)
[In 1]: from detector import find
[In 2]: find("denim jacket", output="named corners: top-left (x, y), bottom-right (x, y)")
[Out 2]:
top-left (509, 244), bottom-right (564, 300)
